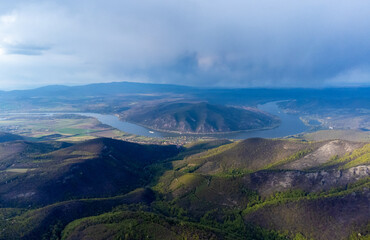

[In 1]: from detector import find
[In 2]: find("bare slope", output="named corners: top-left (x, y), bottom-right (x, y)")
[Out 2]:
top-left (154, 138), bottom-right (370, 239)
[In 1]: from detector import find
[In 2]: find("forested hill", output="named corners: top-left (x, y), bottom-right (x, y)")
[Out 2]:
top-left (121, 102), bottom-right (280, 133)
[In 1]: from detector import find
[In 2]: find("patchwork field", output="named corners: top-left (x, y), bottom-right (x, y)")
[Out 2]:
top-left (0, 113), bottom-right (125, 142)
top-left (0, 113), bottom-right (217, 145)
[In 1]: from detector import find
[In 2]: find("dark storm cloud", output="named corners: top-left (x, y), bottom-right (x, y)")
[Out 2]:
top-left (5, 44), bottom-right (50, 55)
top-left (0, 0), bottom-right (370, 89)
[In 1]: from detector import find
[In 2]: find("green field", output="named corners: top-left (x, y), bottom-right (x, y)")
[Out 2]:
top-left (0, 114), bottom-right (129, 142)
top-left (0, 113), bottom-right (216, 145)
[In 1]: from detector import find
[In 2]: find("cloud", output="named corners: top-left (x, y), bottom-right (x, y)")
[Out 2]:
top-left (327, 66), bottom-right (370, 87)
top-left (0, 0), bottom-right (370, 89)
top-left (5, 44), bottom-right (50, 55)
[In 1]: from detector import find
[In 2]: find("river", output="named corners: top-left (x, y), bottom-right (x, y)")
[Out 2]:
top-left (78, 101), bottom-right (309, 139)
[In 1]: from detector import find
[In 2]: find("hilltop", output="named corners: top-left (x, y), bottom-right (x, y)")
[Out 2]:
top-left (0, 135), bottom-right (368, 239)
top-left (121, 102), bottom-right (280, 134)
top-left (153, 138), bottom-right (370, 239)
top-left (0, 138), bottom-right (180, 207)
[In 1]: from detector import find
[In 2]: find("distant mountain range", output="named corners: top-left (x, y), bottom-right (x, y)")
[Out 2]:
top-left (0, 81), bottom-right (369, 105)
top-left (0, 81), bottom-right (369, 131)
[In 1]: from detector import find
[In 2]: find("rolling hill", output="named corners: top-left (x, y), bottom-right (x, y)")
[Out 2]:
top-left (0, 138), bottom-right (180, 207)
top-left (153, 138), bottom-right (370, 239)
top-left (121, 102), bottom-right (280, 134)
top-left (0, 132), bottom-right (24, 143)
top-left (0, 135), bottom-right (368, 239)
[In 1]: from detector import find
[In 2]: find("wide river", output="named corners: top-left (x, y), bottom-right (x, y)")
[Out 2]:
top-left (79, 101), bottom-right (309, 139)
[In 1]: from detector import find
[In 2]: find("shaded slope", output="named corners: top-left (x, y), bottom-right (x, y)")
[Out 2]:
top-left (0, 140), bottom-right (71, 170)
top-left (0, 132), bottom-right (24, 143)
top-left (122, 102), bottom-right (280, 134)
top-left (244, 189), bottom-right (370, 240)
top-left (0, 188), bottom-right (156, 240)
top-left (61, 211), bottom-right (224, 240)
top-left (0, 138), bottom-right (180, 207)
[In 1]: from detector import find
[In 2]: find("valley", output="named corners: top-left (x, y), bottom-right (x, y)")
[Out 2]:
top-left (0, 82), bottom-right (368, 239)
top-left (1, 1), bottom-right (370, 239)
top-left (0, 131), bottom-right (368, 239)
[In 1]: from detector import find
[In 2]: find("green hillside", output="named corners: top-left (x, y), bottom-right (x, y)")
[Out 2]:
top-left (0, 135), bottom-right (368, 239)
top-left (152, 138), bottom-right (370, 239)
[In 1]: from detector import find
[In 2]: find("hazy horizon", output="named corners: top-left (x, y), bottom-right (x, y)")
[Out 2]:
top-left (0, 80), bottom-right (370, 92)
top-left (1, 1), bottom-right (370, 90)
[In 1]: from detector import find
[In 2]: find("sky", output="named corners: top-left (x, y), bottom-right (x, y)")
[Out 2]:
top-left (1, 0), bottom-right (370, 90)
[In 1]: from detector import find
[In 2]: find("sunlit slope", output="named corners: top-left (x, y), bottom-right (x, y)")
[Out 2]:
top-left (154, 138), bottom-right (370, 239)
top-left (170, 138), bottom-right (364, 175)
top-left (0, 136), bottom-right (368, 240)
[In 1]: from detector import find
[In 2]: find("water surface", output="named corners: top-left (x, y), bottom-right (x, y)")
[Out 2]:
top-left (79, 101), bottom-right (309, 139)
